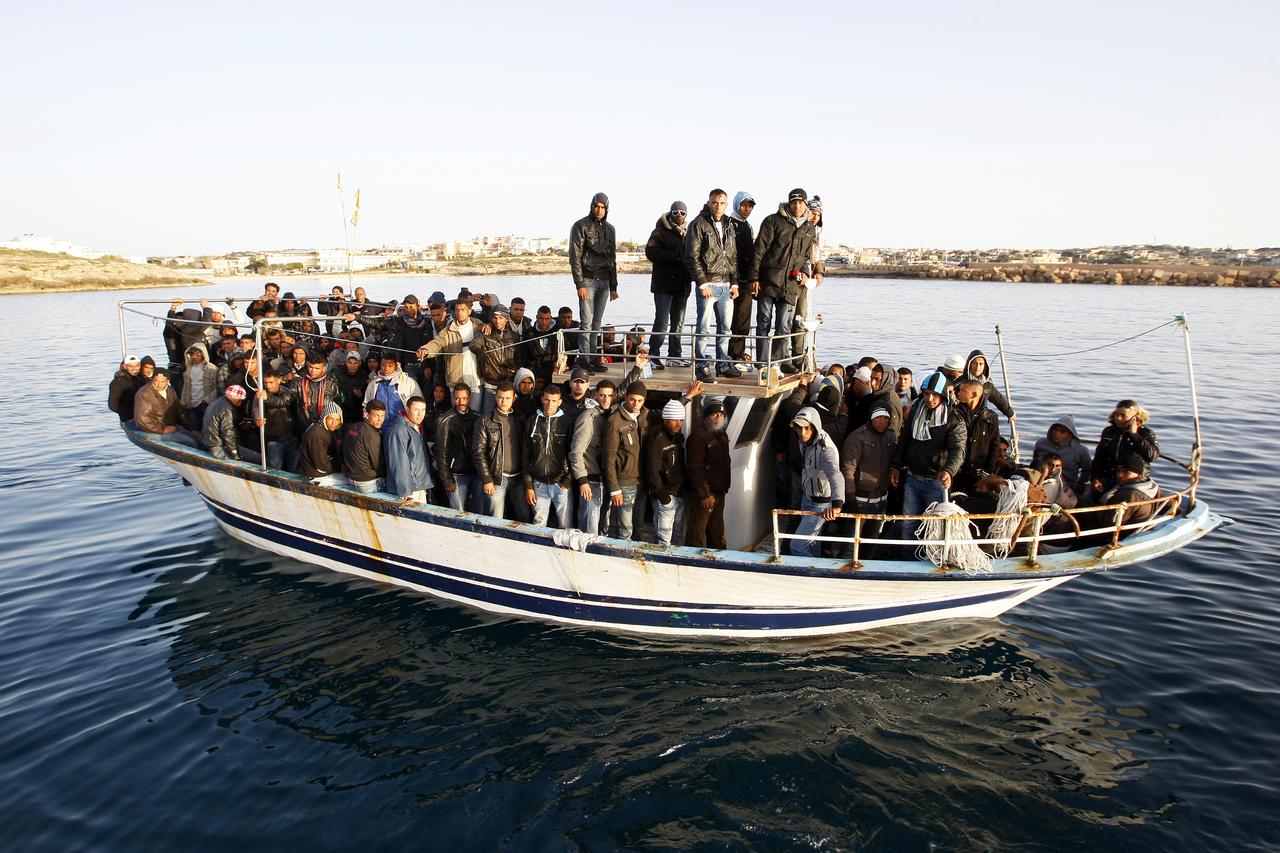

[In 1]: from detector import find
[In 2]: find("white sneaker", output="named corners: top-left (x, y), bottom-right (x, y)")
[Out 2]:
top-left (731, 362), bottom-right (752, 374)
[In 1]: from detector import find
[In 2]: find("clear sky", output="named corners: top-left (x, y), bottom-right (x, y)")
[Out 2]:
top-left (3, 0), bottom-right (1276, 256)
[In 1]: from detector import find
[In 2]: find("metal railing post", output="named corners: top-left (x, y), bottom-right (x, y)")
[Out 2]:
top-left (1109, 505), bottom-right (1126, 550)
top-left (772, 511), bottom-right (780, 559)
top-left (117, 301), bottom-right (128, 361)
top-left (849, 516), bottom-right (863, 569)
top-left (255, 320), bottom-right (268, 471)
top-left (1178, 313), bottom-right (1203, 509)
top-left (1024, 512), bottom-right (1043, 568)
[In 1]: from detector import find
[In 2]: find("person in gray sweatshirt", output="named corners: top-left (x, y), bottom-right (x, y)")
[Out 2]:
top-left (1032, 414), bottom-right (1092, 496)
top-left (789, 406), bottom-right (845, 558)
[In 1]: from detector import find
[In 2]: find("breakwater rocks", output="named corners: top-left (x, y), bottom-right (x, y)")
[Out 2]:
top-left (829, 263), bottom-right (1280, 288)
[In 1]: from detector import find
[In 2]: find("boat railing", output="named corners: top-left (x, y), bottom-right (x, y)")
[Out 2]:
top-left (770, 479), bottom-right (1191, 568)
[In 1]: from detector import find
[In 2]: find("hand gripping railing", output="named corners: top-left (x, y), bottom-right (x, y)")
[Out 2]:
top-left (771, 482), bottom-right (1190, 569)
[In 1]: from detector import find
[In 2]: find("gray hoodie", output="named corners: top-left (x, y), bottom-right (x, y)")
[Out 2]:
top-left (1032, 414), bottom-right (1093, 495)
top-left (792, 407), bottom-right (845, 507)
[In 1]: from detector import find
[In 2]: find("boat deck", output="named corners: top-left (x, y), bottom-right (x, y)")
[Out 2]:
top-left (553, 359), bottom-right (805, 399)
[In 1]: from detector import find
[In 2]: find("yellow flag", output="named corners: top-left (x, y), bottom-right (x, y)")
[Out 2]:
top-left (350, 188), bottom-right (361, 227)
top-left (353, 188), bottom-right (361, 209)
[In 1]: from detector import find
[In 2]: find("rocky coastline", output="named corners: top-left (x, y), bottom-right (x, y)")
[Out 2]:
top-left (826, 262), bottom-right (1280, 288)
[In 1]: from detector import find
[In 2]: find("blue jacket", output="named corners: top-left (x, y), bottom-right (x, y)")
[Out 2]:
top-left (384, 415), bottom-right (433, 497)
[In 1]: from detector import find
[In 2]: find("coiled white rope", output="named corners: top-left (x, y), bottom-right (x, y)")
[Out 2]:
top-left (915, 500), bottom-right (992, 575)
top-left (988, 477), bottom-right (1030, 559)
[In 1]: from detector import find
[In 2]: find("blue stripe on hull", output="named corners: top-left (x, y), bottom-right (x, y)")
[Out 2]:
top-left (204, 498), bottom-right (1027, 632)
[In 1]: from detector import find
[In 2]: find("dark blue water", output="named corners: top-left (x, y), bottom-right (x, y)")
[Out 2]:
top-left (1, 276), bottom-right (1275, 850)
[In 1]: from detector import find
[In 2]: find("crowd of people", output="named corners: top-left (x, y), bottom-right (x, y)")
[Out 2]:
top-left (107, 189), bottom-right (1169, 559)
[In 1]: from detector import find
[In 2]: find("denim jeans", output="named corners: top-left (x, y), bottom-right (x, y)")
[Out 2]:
top-left (791, 494), bottom-right (835, 558)
top-left (266, 438), bottom-right (299, 472)
top-left (649, 291), bottom-right (688, 358)
top-left (532, 480), bottom-right (571, 528)
top-left (695, 284), bottom-right (733, 374)
top-left (577, 278), bottom-right (612, 363)
top-left (578, 481), bottom-right (604, 534)
top-left (755, 294), bottom-right (797, 366)
top-left (484, 473), bottom-right (519, 519)
top-left (447, 473), bottom-right (479, 512)
top-left (651, 495), bottom-right (687, 546)
top-left (155, 427), bottom-right (202, 449)
top-left (351, 478), bottom-right (384, 494)
top-left (902, 474), bottom-right (947, 542)
top-left (608, 483), bottom-right (639, 540)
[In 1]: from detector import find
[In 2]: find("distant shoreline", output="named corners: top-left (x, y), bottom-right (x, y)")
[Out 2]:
top-left (3, 248), bottom-right (1278, 294)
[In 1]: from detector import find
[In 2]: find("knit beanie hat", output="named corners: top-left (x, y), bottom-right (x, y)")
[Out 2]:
top-left (920, 372), bottom-right (949, 395)
top-left (322, 402), bottom-right (343, 420)
top-left (661, 399), bottom-right (685, 420)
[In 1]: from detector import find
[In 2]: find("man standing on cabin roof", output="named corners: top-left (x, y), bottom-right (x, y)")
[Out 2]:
top-left (569, 192), bottom-right (619, 373)
top-left (728, 191), bottom-right (756, 365)
top-left (686, 188), bottom-right (741, 383)
top-left (645, 200), bottom-right (691, 370)
top-left (749, 189), bottom-right (817, 374)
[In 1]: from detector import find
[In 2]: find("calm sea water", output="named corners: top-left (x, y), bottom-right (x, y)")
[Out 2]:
top-left (0, 275), bottom-right (1276, 850)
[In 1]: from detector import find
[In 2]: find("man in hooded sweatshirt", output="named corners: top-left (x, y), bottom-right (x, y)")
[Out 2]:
top-left (728, 191), bottom-right (756, 363)
top-left (569, 192), bottom-right (619, 372)
top-left (299, 401), bottom-right (344, 482)
top-left (964, 350), bottom-right (1015, 421)
top-left (180, 342), bottom-right (218, 432)
top-left (892, 372), bottom-right (967, 541)
top-left (789, 406), bottom-right (844, 558)
top-left (749, 188), bottom-right (817, 372)
top-left (1033, 415), bottom-right (1092, 496)
top-left (364, 353), bottom-right (423, 432)
top-left (645, 200), bottom-right (691, 368)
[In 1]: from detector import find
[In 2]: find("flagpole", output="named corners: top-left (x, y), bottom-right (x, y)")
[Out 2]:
top-left (337, 168), bottom-right (353, 292)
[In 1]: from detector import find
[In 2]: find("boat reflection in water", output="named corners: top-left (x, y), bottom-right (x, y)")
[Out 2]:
top-left (133, 534), bottom-right (1178, 845)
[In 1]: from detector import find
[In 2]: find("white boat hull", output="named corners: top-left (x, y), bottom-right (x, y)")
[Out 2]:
top-left (130, 431), bottom-right (1224, 639)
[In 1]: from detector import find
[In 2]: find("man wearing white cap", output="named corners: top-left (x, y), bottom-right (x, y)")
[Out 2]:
top-left (108, 354), bottom-right (144, 423)
top-left (841, 406), bottom-right (898, 559)
top-left (643, 399), bottom-right (688, 546)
